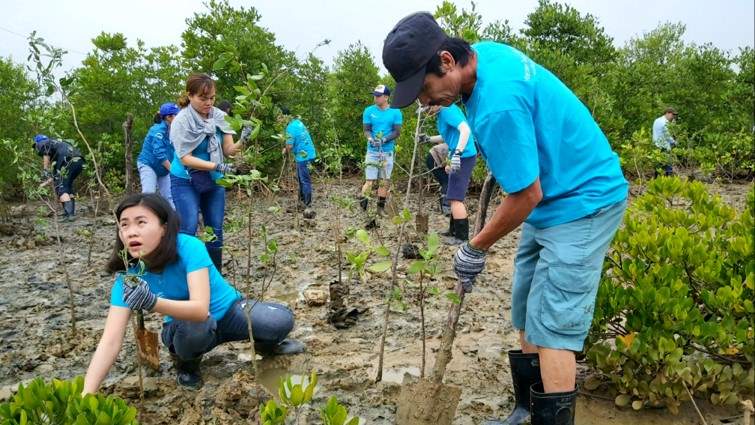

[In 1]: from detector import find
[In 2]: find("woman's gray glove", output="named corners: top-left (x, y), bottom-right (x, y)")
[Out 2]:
top-left (123, 277), bottom-right (158, 312)
top-left (453, 242), bottom-right (487, 293)
top-left (239, 125), bottom-right (252, 142)
top-left (215, 162), bottom-right (235, 174)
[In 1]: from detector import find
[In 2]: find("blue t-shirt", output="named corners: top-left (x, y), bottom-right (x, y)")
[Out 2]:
top-left (436, 104), bottom-right (477, 159)
top-left (169, 128), bottom-right (227, 181)
top-left (286, 119), bottom-right (317, 162)
top-left (138, 121), bottom-right (174, 177)
top-left (362, 105), bottom-right (403, 153)
top-left (110, 234), bottom-right (241, 322)
top-left (463, 42), bottom-right (628, 229)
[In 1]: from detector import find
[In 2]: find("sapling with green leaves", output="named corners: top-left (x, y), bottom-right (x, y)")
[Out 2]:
top-left (320, 396), bottom-right (360, 425)
top-left (343, 228), bottom-right (392, 285)
top-left (405, 232), bottom-right (442, 377)
top-left (257, 371), bottom-right (361, 425)
top-left (278, 372), bottom-right (318, 424)
top-left (374, 105), bottom-right (430, 382)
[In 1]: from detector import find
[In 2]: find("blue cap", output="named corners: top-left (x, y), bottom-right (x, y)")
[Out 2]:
top-left (159, 102), bottom-right (180, 117)
top-left (34, 134), bottom-right (49, 144)
top-left (372, 84), bottom-right (391, 96)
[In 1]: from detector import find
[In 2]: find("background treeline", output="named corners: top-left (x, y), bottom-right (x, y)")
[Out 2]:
top-left (1, 0), bottom-right (752, 199)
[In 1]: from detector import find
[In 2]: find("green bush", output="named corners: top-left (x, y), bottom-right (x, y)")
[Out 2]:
top-left (586, 177), bottom-right (754, 413)
top-left (617, 128), bottom-right (669, 180)
top-left (689, 130), bottom-right (755, 180)
top-left (0, 376), bottom-right (138, 424)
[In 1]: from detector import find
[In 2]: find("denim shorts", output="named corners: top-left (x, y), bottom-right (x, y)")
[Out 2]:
top-left (446, 155), bottom-right (476, 201)
top-left (364, 151), bottom-right (394, 180)
top-left (511, 200), bottom-right (626, 351)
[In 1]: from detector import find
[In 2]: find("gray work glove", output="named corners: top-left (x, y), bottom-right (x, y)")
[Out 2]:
top-left (450, 150), bottom-right (462, 173)
top-left (453, 242), bottom-right (487, 293)
top-left (239, 125), bottom-right (252, 142)
top-left (419, 133), bottom-right (432, 144)
top-left (123, 277), bottom-right (158, 312)
top-left (369, 137), bottom-right (384, 148)
top-left (215, 162), bottom-right (235, 174)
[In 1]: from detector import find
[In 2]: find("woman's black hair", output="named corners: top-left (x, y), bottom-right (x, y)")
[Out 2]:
top-left (425, 37), bottom-right (473, 77)
top-left (106, 193), bottom-right (180, 274)
top-left (153, 112), bottom-right (162, 124)
top-left (217, 100), bottom-right (233, 115)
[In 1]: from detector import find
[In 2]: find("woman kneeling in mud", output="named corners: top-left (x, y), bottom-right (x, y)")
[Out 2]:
top-left (83, 193), bottom-right (303, 393)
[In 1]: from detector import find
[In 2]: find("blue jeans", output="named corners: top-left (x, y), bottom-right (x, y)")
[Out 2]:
top-left (161, 300), bottom-right (295, 360)
top-left (138, 162), bottom-right (174, 209)
top-left (296, 160), bottom-right (313, 206)
top-left (170, 175), bottom-right (225, 250)
top-left (511, 200), bottom-right (626, 351)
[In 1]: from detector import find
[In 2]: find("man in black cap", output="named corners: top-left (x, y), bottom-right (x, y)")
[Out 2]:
top-left (382, 12), bottom-right (629, 425)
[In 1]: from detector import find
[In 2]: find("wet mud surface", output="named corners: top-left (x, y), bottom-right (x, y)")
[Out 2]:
top-left (0, 178), bottom-right (750, 423)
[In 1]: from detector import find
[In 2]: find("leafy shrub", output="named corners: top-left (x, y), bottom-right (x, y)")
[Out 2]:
top-left (587, 177), bottom-right (754, 413)
top-left (617, 128), bottom-right (669, 180)
top-left (689, 130), bottom-right (755, 180)
top-left (0, 376), bottom-right (138, 424)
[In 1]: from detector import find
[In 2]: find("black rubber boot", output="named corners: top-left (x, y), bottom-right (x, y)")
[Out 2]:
top-left (359, 196), bottom-right (369, 211)
top-left (453, 217), bottom-right (469, 241)
top-left (207, 247), bottom-right (222, 274)
top-left (255, 339), bottom-right (306, 356)
top-left (443, 218), bottom-right (469, 245)
top-left (170, 353), bottom-right (203, 390)
top-left (530, 383), bottom-right (577, 425)
top-left (62, 200), bottom-right (75, 221)
top-left (442, 216), bottom-right (455, 237)
top-left (377, 196), bottom-right (387, 215)
top-left (484, 350), bottom-right (541, 425)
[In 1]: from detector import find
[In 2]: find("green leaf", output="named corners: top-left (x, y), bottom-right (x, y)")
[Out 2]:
top-left (615, 394), bottom-right (631, 407)
top-left (368, 261), bottom-right (392, 273)
top-left (355, 229), bottom-right (370, 245)
top-left (374, 245), bottom-right (390, 257)
top-left (445, 292), bottom-right (461, 305)
top-left (407, 260), bottom-right (426, 274)
top-left (212, 57), bottom-right (228, 71)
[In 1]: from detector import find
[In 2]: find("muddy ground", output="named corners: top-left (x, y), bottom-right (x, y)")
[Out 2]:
top-left (0, 177), bottom-right (751, 424)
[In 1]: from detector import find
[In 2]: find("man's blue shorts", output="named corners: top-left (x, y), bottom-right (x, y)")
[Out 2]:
top-left (511, 199), bottom-right (626, 351)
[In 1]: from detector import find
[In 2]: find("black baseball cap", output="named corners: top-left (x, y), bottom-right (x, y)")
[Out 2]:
top-left (382, 12), bottom-right (447, 108)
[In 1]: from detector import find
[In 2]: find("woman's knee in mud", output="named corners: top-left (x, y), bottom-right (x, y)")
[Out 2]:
top-left (168, 319), bottom-right (217, 359)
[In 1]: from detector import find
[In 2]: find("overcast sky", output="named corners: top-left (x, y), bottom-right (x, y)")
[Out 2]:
top-left (2, 0), bottom-right (753, 75)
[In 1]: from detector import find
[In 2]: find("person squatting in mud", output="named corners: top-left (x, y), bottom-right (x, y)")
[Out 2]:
top-left (358, 84), bottom-right (403, 214)
top-left (424, 103), bottom-right (478, 245)
top-left (82, 193), bottom-right (304, 393)
top-left (32, 134), bottom-right (85, 221)
top-left (383, 13), bottom-right (628, 425)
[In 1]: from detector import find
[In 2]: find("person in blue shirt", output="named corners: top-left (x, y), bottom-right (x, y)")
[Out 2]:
top-left (280, 106), bottom-right (317, 209)
top-left (360, 84), bottom-right (403, 214)
top-left (137, 102), bottom-right (179, 208)
top-left (82, 194), bottom-right (303, 393)
top-left (427, 103), bottom-right (478, 244)
top-left (170, 73), bottom-right (245, 274)
top-left (383, 13), bottom-right (628, 425)
top-left (652, 107), bottom-right (677, 177)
